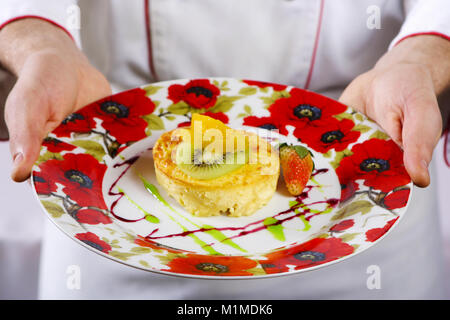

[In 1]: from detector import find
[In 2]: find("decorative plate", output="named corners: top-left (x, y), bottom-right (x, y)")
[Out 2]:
top-left (31, 78), bottom-right (412, 279)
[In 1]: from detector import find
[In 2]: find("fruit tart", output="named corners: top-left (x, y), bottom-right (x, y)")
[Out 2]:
top-left (153, 114), bottom-right (280, 217)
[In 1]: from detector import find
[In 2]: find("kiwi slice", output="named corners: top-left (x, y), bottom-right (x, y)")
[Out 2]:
top-left (175, 142), bottom-right (248, 180)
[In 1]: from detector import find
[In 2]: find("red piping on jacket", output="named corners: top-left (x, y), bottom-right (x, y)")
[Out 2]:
top-left (0, 15), bottom-right (74, 41)
top-left (144, 0), bottom-right (158, 81)
top-left (394, 31), bottom-right (450, 46)
top-left (304, 0), bottom-right (325, 90)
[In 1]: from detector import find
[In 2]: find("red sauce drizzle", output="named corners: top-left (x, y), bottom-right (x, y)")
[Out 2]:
top-left (107, 157), bottom-right (337, 246)
top-left (141, 168), bottom-right (338, 243)
top-left (108, 156), bottom-right (144, 222)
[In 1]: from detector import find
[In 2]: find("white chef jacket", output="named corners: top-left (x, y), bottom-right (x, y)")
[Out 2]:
top-left (0, 0), bottom-right (449, 299)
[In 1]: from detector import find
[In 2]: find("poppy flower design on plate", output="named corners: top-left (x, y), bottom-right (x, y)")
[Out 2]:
top-left (382, 188), bottom-right (411, 210)
top-left (329, 219), bottom-right (355, 233)
top-left (90, 88), bottom-right (156, 144)
top-left (260, 237), bottom-right (354, 274)
top-left (242, 115), bottom-right (290, 135)
top-left (244, 87), bottom-right (348, 136)
top-left (336, 139), bottom-right (410, 193)
top-left (268, 88), bottom-right (347, 128)
top-left (294, 118), bottom-right (361, 153)
top-left (168, 79), bottom-right (221, 110)
top-left (163, 253), bottom-right (258, 276)
top-left (33, 170), bottom-right (57, 195)
top-left (73, 208), bottom-right (112, 225)
top-left (37, 153), bottom-right (108, 209)
top-left (52, 108), bottom-right (96, 138)
top-left (42, 137), bottom-right (76, 153)
top-left (75, 232), bottom-right (112, 253)
top-left (365, 217), bottom-right (399, 242)
top-left (242, 79), bottom-right (288, 91)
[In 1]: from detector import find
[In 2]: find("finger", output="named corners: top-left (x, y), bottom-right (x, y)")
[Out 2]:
top-left (401, 88), bottom-right (442, 188)
top-left (5, 81), bottom-right (48, 182)
top-left (338, 73), bottom-right (368, 114)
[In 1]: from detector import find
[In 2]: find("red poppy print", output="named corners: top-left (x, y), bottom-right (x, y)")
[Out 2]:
top-left (336, 139), bottom-right (410, 193)
top-left (365, 217), bottom-right (399, 242)
top-left (330, 219), bottom-right (355, 233)
top-left (382, 188), bottom-right (410, 210)
top-left (42, 137), bottom-right (76, 153)
top-left (33, 171), bottom-right (57, 195)
top-left (260, 237), bottom-right (354, 274)
top-left (242, 115), bottom-right (289, 135)
top-left (73, 208), bottom-right (112, 225)
top-left (75, 232), bottom-right (111, 253)
top-left (88, 88), bottom-right (156, 144)
top-left (168, 79), bottom-right (220, 110)
top-left (163, 253), bottom-right (257, 276)
top-left (242, 79), bottom-right (288, 91)
top-left (335, 153), bottom-right (360, 203)
top-left (340, 180), bottom-right (359, 203)
top-left (38, 153), bottom-right (107, 209)
top-left (268, 88), bottom-right (347, 129)
top-left (52, 108), bottom-right (96, 138)
top-left (294, 118), bottom-right (361, 153)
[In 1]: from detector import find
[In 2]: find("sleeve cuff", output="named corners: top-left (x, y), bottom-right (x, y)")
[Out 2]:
top-left (0, 15), bottom-right (75, 42)
top-left (391, 31), bottom-right (450, 48)
top-left (389, 0), bottom-right (450, 49)
top-left (0, 0), bottom-right (80, 47)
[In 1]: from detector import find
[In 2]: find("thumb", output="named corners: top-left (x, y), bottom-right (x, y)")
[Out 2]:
top-left (338, 73), bottom-right (368, 114)
top-left (401, 88), bottom-right (442, 188)
top-left (5, 82), bottom-right (48, 182)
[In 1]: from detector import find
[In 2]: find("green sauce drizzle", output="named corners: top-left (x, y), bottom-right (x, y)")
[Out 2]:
top-left (263, 217), bottom-right (286, 241)
top-left (139, 175), bottom-right (220, 255)
top-left (118, 187), bottom-right (160, 223)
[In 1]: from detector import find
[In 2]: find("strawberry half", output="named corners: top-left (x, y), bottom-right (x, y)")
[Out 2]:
top-left (279, 143), bottom-right (314, 196)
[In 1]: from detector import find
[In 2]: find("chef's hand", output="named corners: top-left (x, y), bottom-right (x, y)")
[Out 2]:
top-left (340, 35), bottom-right (450, 188)
top-left (0, 19), bottom-right (111, 182)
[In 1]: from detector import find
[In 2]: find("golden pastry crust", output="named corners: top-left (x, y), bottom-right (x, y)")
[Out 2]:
top-left (153, 127), bottom-right (280, 217)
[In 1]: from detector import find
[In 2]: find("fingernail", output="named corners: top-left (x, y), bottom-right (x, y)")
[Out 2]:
top-left (13, 152), bottom-right (23, 166)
